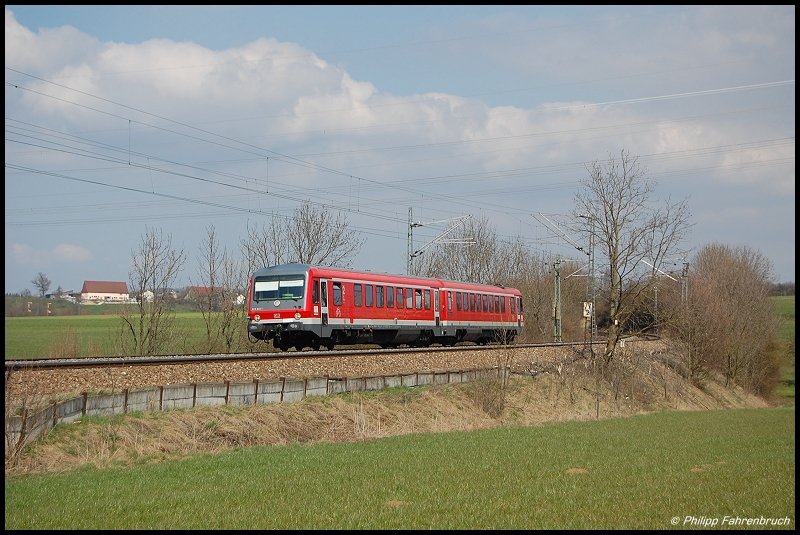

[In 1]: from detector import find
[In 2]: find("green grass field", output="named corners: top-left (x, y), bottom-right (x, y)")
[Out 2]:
top-left (771, 296), bottom-right (795, 404)
top-left (5, 406), bottom-right (794, 529)
top-left (4, 312), bottom-right (257, 359)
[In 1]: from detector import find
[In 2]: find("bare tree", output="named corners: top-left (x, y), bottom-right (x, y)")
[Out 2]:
top-left (218, 252), bottom-right (248, 352)
top-left (240, 215), bottom-right (289, 276)
top-left (286, 203), bottom-right (364, 266)
top-left (495, 239), bottom-right (557, 343)
top-left (31, 272), bottom-right (51, 298)
top-left (415, 215), bottom-right (499, 283)
top-left (119, 228), bottom-right (186, 357)
top-left (241, 204), bottom-right (362, 271)
top-left (683, 243), bottom-right (780, 394)
top-left (573, 149), bottom-right (691, 366)
top-left (194, 225), bottom-right (247, 353)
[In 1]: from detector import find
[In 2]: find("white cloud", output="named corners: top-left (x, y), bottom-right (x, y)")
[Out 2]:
top-left (11, 244), bottom-right (49, 267)
top-left (3, 6), bottom-right (795, 287)
top-left (11, 243), bottom-right (91, 267)
top-left (53, 243), bottom-right (92, 262)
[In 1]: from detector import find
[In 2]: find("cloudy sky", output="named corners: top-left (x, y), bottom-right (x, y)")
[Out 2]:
top-left (5, 5), bottom-right (795, 294)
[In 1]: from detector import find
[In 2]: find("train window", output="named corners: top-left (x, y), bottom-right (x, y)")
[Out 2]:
top-left (321, 281), bottom-right (328, 307)
top-left (501, 295), bottom-right (506, 313)
top-left (414, 288), bottom-right (422, 309)
top-left (365, 284), bottom-right (373, 307)
top-left (386, 286), bottom-right (394, 307)
top-left (333, 282), bottom-right (342, 306)
top-left (397, 287), bottom-right (404, 308)
top-left (253, 278), bottom-right (304, 301)
top-left (424, 289), bottom-right (431, 310)
top-left (510, 296), bottom-right (516, 314)
top-left (456, 292), bottom-right (462, 311)
top-left (406, 288), bottom-right (414, 309)
top-left (447, 291), bottom-right (453, 311)
top-left (312, 280), bottom-right (319, 304)
top-left (488, 295), bottom-right (494, 313)
top-left (476, 293), bottom-right (481, 312)
top-left (354, 284), bottom-right (362, 307)
top-left (519, 297), bottom-right (524, 313)
top-left (469, 293), bottom-right (475, 312)
top-left (494, 295), bottom-right (500, 313)
top-left (482, 294), bottom-right (488, 312)
top-left (376, 286), bottom-right (384, 308)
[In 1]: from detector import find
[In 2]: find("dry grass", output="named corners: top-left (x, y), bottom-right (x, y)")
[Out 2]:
top-left (6, 352), bottom-right (770, 478)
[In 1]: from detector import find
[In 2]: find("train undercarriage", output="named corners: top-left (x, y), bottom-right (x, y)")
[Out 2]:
top-left (249, 324), bottom-right (517, 352)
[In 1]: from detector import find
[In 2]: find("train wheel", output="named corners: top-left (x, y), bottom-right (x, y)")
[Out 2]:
top-left (311, 338), bottom-right (321, 351)
top-left (294, 343), bottom-right (304, 352)
top-left (277, 341), bottom-right (290, 352)
top-left (326, 340), bottom-right (335, 350)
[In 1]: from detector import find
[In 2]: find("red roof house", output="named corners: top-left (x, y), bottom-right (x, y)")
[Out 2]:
top-left (80, 281), bottom-right (130, 302)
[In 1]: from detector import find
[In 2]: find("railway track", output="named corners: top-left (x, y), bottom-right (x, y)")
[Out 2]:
top-left (6, 337), bottom-right (665, 404)
top-left (4, 341), bottom-right (617, 403)
top-left (4, 341), bottom-right (597, 371)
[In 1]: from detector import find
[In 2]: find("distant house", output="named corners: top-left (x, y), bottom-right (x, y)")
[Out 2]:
top-left (80, 281), bottom-right (130, 303)
top-left (184, 286), bottom-right (214, 301)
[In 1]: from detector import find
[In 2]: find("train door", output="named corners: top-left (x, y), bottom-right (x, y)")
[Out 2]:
top-left (320, 279), bottom-right (329, 325)
top-left (434, 289), bottom-right (440, 326)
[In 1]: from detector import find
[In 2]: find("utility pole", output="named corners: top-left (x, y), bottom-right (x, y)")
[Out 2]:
top-left (587, 216), bottom-right (596, 337)
top-left (533, 212), bottom-right (595, 346)
top-left (553, 258), bottom-right (562, 343)
top-left (407, 207), bottom-right (416, 275)
top-left (576, 214), bottom-right (596, 339)
top-left (681, 261), bottom-right (689, 306)
top-left (653, 284), bottom-right (658, 335)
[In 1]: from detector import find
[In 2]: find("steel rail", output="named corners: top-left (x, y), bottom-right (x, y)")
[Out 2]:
top-left (4, 340), bottom-right (606, 371)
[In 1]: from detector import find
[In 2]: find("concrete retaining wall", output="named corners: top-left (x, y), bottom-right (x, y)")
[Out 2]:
top-left (6, 367), bottom-right (507, 450)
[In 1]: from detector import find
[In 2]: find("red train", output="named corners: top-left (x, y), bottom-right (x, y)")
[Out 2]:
top-left (247, 263), bottom-right (525, 351)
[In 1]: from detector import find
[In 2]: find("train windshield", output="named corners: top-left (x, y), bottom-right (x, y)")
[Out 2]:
top-left (252, 276), bottom-right (305, 302)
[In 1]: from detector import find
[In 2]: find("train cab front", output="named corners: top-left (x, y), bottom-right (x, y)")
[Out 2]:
top-left (247, 269), bottom-right (308, 349)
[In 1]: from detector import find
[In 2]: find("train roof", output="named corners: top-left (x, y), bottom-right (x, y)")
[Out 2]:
top-left (252, 263), bottom-right (312, 277)
top-left (251, 264), bottom-right (521, 294)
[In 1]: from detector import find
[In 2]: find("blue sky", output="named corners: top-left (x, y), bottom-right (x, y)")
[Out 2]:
top-left (5, 5), bottom-right (795, 293)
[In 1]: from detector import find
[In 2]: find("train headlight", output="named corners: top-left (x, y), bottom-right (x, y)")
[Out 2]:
top-left (294, 312), bottom-right (301, 320)
top-left (254, 314), bottom-right (261, 321)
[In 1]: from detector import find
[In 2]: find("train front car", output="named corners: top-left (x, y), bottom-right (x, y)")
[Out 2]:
top-left (247, 263), bottom-right (321, 351)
